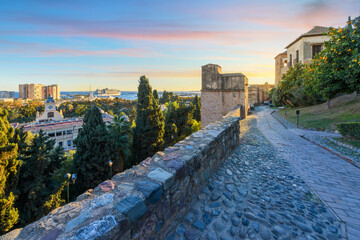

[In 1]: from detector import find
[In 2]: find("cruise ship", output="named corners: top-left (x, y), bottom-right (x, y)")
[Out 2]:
top-left (94, 88), bottom-right (121, 97)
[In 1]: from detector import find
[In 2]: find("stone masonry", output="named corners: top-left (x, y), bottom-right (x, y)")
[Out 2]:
top-left (201, 64), bottom-right (248, 128)
top-left (248, 86), bottom-right (260, 107)
top-left (1, 108), bottom-right (242, 240)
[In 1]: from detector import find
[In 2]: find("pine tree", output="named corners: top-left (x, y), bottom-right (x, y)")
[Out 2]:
top-left (12, 127), bottom-right (31, 161)
top-left (164, 101), bottom-right (200, 147)
top-left (0, 193), bottom-right (18, 233)
top-left (42, 183), bottom-right (65, 214)
top-left (132, 76), bottom-right (165, 164)
top-left (192, 95), bottom-right (201, 122)
top-left (16, 130), bottom-right (58, 225)
top-left (72, 105), bottom-right (113, 196)
top-left (0, 108), bottom-right (20, 233)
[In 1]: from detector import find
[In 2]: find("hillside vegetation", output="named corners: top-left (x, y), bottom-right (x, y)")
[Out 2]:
top-left (278, 94), bottom-right (360, 131)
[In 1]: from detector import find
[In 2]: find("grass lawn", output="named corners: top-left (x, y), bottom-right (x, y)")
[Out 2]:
top-left (277, 94), bottom-right (360, 131)
top-left (333, 137), bottom-right (360, 148)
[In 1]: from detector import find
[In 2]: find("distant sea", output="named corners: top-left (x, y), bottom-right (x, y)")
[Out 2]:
top-left (13, 91), bottom-right (201, 101)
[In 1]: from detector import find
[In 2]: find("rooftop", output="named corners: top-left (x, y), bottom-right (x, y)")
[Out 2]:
top-left (285, 26), bottom-right (329, 49)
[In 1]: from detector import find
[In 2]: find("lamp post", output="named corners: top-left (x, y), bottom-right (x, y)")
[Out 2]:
top-left (108, 160), bottom-right (113, 178)
top-left (296, 110), bottom-right (300, 127)
top-left (64, 173), bottom-right (71, 203)
top-left (64, 173), bottom-right (77, 203)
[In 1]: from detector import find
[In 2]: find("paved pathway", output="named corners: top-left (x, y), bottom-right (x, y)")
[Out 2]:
top-left (257, 107), bottom-right (360, 239)
top-left (168, 109), bottom-right (346, 239)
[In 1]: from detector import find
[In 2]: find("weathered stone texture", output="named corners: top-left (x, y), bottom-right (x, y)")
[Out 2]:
top-left (1, 108), bottom-right (241, 240)
top-left (201, 64), bottom-right (248, 128)
top-left (248, 86), bottom-right (260, 107)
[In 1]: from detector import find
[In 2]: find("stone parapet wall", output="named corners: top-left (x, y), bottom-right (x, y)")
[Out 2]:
top-left (1, 108), bottom-right (241, 240)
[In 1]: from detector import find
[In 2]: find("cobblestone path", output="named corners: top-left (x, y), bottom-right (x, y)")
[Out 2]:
top-left (257, 107), bottom-right (360, 239)
top-left (168, 112), bottom-right (343, 240)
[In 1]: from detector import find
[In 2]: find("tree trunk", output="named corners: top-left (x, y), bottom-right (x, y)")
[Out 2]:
top-left (326, 98), bottom-right (331, 110)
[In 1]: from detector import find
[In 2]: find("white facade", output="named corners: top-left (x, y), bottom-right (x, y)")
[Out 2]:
top-left (286, 35), bottom-right (329, 66)
top-left (36, 95), bottom-right (64, 123)
top-left (275, 26), bottom-right (330, 86)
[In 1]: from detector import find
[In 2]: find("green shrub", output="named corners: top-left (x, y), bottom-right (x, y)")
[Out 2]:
top-left (337, 122), bottom-right (360, 139)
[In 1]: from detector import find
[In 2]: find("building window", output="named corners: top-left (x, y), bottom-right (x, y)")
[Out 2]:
top-left (296, 50), bottom-right (299, 64)
top-left (67, 140), bottom-right (72, 146)
top-left (56, 131), bottom-right (62, 136)
top-left (48, 112), bottom-right (54, 118)
top-left (289, 54), bottom-right (292, 67)
top-left (66, 130), bottom-right (72, 135)
top-left (58, 142), bottom-right (63, 147)
top-left (48, 132), bottom-right (55, 137)
top-left (312, 45), bottom-right (322, 58)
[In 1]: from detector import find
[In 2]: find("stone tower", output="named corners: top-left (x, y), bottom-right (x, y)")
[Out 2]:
top-left (201, 64), bottom-right (248, 128)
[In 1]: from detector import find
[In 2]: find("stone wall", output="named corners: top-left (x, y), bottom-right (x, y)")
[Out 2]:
top-left (250, 83), bottom-right (275, 102)
top-left (201, 64), bottom-right (248, 128)
top-left (274, 52), bottom-right (287, 87)
top-left (248, 86), bottom-right (260, 107)
top-left (1, 108), bottom-right (242, 240)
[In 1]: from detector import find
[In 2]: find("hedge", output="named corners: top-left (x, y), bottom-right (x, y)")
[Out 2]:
top-left (337, 122), bottom-right (360, 140)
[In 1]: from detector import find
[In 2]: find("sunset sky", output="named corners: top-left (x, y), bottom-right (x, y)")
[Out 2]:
top-left (0, 0), bottom-right (359, 91)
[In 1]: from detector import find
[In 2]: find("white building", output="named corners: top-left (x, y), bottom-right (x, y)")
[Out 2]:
top-left (15, 95), bottom-right (113, 150)
top-left (275, 26), bottom-right (330, 86)
top-left (36, 95), bottom-right (64, 123)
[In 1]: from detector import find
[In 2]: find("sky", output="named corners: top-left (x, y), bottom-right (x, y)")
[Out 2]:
top-left (0, 0), bottom-right (359, 91)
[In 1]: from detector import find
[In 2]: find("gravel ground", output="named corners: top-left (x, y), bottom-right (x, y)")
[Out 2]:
top-left (167, 115), bottom-right (342, 240)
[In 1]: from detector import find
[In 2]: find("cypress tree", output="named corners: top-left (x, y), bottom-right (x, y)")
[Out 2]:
top-left (192, 95), bottom-right (201, 122)
top-left (164, 101), bottom-right (179, 146)
top-left (0, 108), bottom-right (20, 233)
top-left (153, 89), bottom-right (159, 101)
top-left (132, 76), bottom-right (165, 164)
top-left (72, 105), bottom-right (112, 196)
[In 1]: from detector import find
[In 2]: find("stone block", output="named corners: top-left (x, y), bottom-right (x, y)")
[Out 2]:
top-left (147, 168), bottom-right (174, 190)
top-left (74, 215), bottom-right (117, 240)
top-left (96, 180), bottom-right (114, 192)
top-left (166, 159), bottom-right (188, 179)
top-left (90, 193), bottom-right (114, 210)
top-left (65, 210), bottom-right (90, 232)
top-left (40, 229), bottom-right (62, 240)
top-left (115, 196), bottom-right (147, 222)
top-left (135, 180), bottom-right (163, 204)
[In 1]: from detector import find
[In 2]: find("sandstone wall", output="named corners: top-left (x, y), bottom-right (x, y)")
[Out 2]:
top-left (201, 91), bottom-right (246, 128)
top-left (248, 86), bottom-right (259, 107)
top-left (274, 52), bottom-right (287, 87)
top-left (1, 108), bottom-right (242, 240)
top-left (201, 64), bottom-right (248, 128)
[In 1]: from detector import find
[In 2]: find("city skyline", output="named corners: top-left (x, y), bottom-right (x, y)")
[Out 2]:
top-left (0, 0), bottom-right (359, 91)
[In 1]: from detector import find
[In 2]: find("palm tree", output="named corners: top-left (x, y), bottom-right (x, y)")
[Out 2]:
top-left (108, 114), bottom-right (133, 172)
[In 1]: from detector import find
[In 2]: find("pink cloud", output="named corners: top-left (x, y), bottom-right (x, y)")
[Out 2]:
top-left (0, 41), bottom-right (163, 58)
top-left (39, 47), bottom-right (160, 57)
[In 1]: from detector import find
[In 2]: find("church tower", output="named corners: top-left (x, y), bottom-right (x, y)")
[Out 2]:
top-left (36, 94), bottom-right (64, 123)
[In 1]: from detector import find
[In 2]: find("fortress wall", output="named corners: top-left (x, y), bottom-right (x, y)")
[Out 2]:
top-left (201, 90), bottom-right (246, 127)
top-left (201, 64), bottom-right (248, 128)
top-left (2, 108), bottom-right (241, 240)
